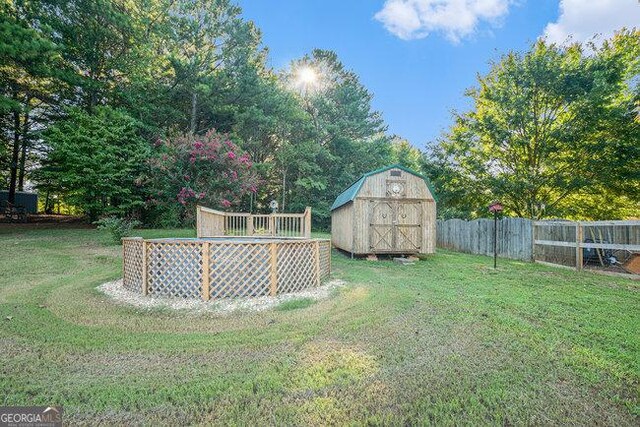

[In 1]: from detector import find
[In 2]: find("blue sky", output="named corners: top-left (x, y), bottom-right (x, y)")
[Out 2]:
top-left (238, 1), bottom-right (639, 148)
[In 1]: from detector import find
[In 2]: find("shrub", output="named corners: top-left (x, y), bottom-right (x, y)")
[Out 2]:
top-left (148, 129), bottom-right (259, 225)
top-left (95, 217), bottom-right (141, 243)
top-left (37, 107), bottom-right (151, 221)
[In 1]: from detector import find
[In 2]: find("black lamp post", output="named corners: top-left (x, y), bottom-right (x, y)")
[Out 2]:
top-left (488, 201), bottom-right (504, 269)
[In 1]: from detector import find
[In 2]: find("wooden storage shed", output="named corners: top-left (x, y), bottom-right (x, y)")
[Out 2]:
top-left (330, 165), bottom-right (437, 256)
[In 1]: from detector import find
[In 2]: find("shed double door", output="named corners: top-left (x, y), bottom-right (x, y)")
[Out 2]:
top-left (369, 200), bottom-right (422, 252)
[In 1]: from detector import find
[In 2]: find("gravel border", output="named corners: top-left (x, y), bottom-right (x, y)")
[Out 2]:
top-left (98, 279), bottom-right (346, 315)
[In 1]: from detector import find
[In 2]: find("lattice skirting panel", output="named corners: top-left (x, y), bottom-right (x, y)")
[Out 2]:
top-left (147, 242), bottom-right (203, 298)
top-left (318, 240), bottom-right (331, 281)
top-left (122, 238), bottom-right (331, 300)
top-left (276, 241), bottom-right (317, 294)
top-left (209, 242), bottom-right (271, 298)
top-left (122, 238), bottom-right (144, 292)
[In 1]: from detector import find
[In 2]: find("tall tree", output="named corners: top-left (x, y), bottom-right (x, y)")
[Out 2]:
top-left (0, 1), bottom-right (62, 203)
top-left (229, 68), bottom-right (316, 213)
top-left (35, 0), bottom-right (147, 110)
top-left (433, 32), bottom-right (640, 219)
top-left (164, 0), bottom-right (262, 134)
top-left (282, 49), bottom-right (391, 225)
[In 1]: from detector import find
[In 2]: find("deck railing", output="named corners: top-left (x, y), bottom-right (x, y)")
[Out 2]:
top-left (196, 205), bottom-right (312, 238)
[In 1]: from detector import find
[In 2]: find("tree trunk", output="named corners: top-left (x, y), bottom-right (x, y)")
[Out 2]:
top-left (44, 190), bottom-right (52, 214)
top-left (87, 69), bottom-right (97, 112)
top-left (17, 106), bottom-right (30, 191)
top-left (8, 106), bottom-right (21, 205)
top-left (190, 91), bottom-right (198, 134)
top-left (281, 169), bottom-right (286, 212)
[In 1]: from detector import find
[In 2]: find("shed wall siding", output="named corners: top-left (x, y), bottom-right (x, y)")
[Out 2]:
top-left (353, 199), bottom-right (368, 253)
top-left (330, 204), bottom-right (353, 252)
top-left (423, 200), bottom-right (437, 253)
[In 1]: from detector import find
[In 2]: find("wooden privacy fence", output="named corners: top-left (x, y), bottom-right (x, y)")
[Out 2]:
top-left (533, 220), bottom-right (640, 270)
top-left (437, 218), bottom-right (533, 261)
top-left (122, 237), bottom-right (331, 300)
top-left (437, 218), bottom-right (640, 271)
top-left (197, 205), bottom-right (312, 238)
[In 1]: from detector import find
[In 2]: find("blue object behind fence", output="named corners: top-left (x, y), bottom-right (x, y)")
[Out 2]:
top-left (0, 191), bottom-right (38, 213)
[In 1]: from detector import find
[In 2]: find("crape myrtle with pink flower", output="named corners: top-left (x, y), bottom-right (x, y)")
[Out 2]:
top-left (149, 129), bottom-right (259, 223)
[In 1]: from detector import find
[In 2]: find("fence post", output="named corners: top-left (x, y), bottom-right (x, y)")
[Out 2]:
top-left (196, 205), bottom-right (202, 238)
top-left (531, 221), bottom-right (536, 262)
top-left (142, 240), bottom-right (148, 295)
top-left (575, 222), bottom-right (583, 271)
top-left (247, 214), bottom-right (254, 236)
top-left (314, 240), bottom-right (320, 286)
top-left (304, 207), bottom-right (312, 238)
top-left (269, 242), bottom-right (278, 296)
top-left (202, 242), bottom-right (210, 301)
top-left (220, 212), bottom-right (227, 236)
top-left (270, 215), bottom-right (276, 236)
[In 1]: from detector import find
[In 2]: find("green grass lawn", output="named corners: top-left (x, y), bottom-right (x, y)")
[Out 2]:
top-left (1, 227), bottom-right (638, 425)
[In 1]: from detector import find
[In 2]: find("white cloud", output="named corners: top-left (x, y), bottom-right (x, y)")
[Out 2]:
top-left (374, 0), bottom-right (513, 43)
top-left (543, 0), bottom-right (640, 45)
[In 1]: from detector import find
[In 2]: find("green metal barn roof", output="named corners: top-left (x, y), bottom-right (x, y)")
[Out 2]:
top-left (330, 164), bottom-right (438, 211)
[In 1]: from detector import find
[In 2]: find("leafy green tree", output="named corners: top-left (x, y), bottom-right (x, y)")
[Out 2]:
top-left (389, 136), bottom-right (422, 170)
top-left (421, 141), bottom-right (489, 219)
top-left (235, 72), bottom-right (323, 215)
top-left (287, 50), bottom-right (386, 146)
top-left (433, 32), bottom-right (640, 219)
top-left (37, 107), bottom-right (150, 220)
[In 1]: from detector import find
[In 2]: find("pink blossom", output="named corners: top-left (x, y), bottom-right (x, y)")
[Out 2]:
top-left (221, 199), bottom-right (231, 208)
top-left (177, 187), bottom-right (196, 205)
top-left (184, 174), bottom-right (190, 181)
top-left (193, 140), bottom-right (204, 149)
top-left (249, 185), bottom-right (257, 194)
top-left (198, 192), bottom-right (206, 199)
top-left (227, 151), bottom-right (236, 160)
